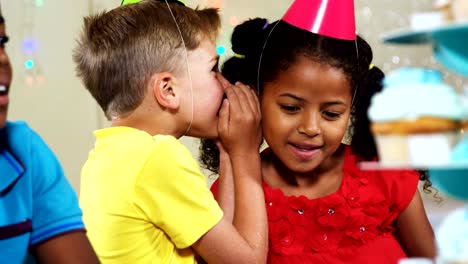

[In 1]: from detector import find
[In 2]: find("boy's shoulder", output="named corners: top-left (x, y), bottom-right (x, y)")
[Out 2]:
top-left (1, 120), bottom-right (42, 151)
top-left (152, 134), bottom-right (195, 162)
top-left (3, 120), bottom-right (33, 135)
top-left (93, 127), bottom-right (195, 163)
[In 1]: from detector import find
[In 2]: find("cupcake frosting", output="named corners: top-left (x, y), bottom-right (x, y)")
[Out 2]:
top-left (451, 136), bottom-right (468, 163)
top-left (369, 67), bottom-right (464, 122)
top-left (461, 96), bottom-right (468, 120)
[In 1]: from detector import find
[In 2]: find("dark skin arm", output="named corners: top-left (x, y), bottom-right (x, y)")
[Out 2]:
top-left (33, 231), bottom-right (100, 264)
top-left (396, 190), bottom-right (436, 258)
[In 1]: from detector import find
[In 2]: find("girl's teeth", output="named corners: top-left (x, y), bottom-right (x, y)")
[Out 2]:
top-left (295, 145), bottom-right (312, 150)
top-left (0, 85), bottom-right (5, 92)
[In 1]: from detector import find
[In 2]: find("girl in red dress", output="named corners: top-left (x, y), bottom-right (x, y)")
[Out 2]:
top-left (200, 14), bottom-right (436, 264)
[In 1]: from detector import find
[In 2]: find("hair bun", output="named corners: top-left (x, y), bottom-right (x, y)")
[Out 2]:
top-left (231, 18), bottom-right (269, 56)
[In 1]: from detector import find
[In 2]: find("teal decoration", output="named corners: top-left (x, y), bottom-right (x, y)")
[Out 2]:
top-left (429, 167), bottom-right (468, 201)
top-left (432, 25), bottom-right (468, 76)
top-left (382, 23), bottom-right (468, 76)
top-left (429, 135), bottom-right (468, 201)
top-left (216, 45), bottom-right (226, 55)
top-left (25, 59), bottom-right (34, 69)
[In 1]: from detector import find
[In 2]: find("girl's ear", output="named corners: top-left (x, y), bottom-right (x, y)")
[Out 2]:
top-left (151, 72), bottom-right (180, 110)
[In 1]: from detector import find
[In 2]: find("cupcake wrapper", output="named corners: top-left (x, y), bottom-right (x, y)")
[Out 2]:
top-left (375, 133), bottom-right (460, 166)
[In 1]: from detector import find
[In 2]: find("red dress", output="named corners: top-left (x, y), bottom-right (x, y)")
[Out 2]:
top-left (211, 147), bottom-right (420, 264)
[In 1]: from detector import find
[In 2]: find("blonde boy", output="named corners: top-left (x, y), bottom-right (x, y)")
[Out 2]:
top-left (73, 0), bottom-right (267, 263)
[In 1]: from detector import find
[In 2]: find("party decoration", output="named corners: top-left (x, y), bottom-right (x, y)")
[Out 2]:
top-left (282, 0), bottom-right (356, 40)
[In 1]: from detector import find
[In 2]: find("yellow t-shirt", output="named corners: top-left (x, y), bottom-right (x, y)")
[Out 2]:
top-left (80, 127), bottom-right (223, 263)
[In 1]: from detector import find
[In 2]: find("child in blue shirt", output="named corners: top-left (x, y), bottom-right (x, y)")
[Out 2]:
top-left (0, 9), bottom-right (99, 264)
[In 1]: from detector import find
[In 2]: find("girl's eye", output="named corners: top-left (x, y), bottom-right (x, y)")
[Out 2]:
top-left (280, 105), bottom-right (300, 113)
top-left (323, 111), bottom-right (341, 120)
top-left (0, 36), bottom-right (9, 48)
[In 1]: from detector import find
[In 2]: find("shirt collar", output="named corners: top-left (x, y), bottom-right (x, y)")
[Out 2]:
top-left (0, 149), bottom-right (25, 192)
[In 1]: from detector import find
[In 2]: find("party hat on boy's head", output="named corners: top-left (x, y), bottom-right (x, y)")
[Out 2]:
top-left (121, 0), bottom-right (140, 5)
top-left (282, 0), bottom-right (356, 40)
top-left (121, 0), bottom-right (185, 6)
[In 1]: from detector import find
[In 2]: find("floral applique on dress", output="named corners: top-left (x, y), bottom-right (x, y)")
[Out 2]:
top-left (263, 147), bottom-right (420, 263)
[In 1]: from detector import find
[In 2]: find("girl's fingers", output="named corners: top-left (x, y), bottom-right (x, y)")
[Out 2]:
top-left (251, 88), bottom-right (261, 118)
top-left (243, 84), bottom-right (261, 118)
top-left (216, 72), bottom-right (231, 90)
top-left (217, 99), bottom-right (229, 136)
top-left (225, 85), bottom-right (244, 115)
top-left (235, 82), bottom-right (260, 119)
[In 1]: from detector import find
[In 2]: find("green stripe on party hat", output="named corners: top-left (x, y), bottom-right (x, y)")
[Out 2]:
top-left (121, 0), bottom-right (141, 5)
top-left (121, 0), bottom-right (185, 6)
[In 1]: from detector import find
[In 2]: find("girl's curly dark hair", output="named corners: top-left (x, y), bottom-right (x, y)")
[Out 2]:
top-left (199, 18), bottom-right (435, 195)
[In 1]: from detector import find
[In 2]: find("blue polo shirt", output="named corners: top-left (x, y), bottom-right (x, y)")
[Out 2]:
top-left (0, 121), bottom-right (84, 263)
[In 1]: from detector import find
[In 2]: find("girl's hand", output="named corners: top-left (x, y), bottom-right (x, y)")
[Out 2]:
top-left (217, 81), bottom-right (262, 157)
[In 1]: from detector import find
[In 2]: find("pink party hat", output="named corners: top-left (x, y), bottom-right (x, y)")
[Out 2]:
top-left (282, 0), bottom-right (356, 40)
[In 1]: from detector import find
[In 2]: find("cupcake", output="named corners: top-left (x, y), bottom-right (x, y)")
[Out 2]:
top-left (433, 0), bottom-right (454, 23)
top-left (460, 95), bottom-right (468, 132)
top-left (368, 67), bottom-right (463, 166)
top-left (452, 0), bottom-right (468, 23)
top-left (450, 95), bottom-right (468, 164)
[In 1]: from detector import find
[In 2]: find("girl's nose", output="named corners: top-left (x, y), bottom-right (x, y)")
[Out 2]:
top-left (297, 113), bottom-right (320, 137)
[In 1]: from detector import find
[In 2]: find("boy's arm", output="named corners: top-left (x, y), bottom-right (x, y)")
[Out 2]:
top-left (33, 232), bottom-right (99, 264)
top-left (193, 82), bottom-right (267, 263)
top-left (215, 141), bottom-right (235, 222)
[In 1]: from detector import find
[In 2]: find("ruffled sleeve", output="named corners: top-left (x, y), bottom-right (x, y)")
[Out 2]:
top-left (210, 179), bottom-right (219, 200)
top-left (344, 149), bottom-right (421, 226)
top-left (382, 169), bottom-right (420, 217)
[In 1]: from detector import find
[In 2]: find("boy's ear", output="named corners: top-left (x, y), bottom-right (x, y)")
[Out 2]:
top-left (151, 72), bottom-right (179, 110)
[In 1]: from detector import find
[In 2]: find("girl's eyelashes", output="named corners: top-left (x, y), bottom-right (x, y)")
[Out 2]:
top-left (280, 104), bottom-right (300, 113)
top-left (322, 111), bottom-right (341, 120)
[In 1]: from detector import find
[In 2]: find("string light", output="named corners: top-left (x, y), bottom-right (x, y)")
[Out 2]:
top-left (21, 0), bottom-right (44, 87)
top-left (229, 16), bottom-right (239, 26)
top-left (34, 0), bottom-right (44, 7)
top-left (216, 45), bottom-right (226, 55)
top-left (22, 38), bottom-right (38, 55)
top-left (209, 0), bottom-right (223, 9)
top-left (25, 59), bottom-right (34, 69)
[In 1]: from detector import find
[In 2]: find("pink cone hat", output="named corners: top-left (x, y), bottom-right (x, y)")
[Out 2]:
top-left (282, 0), bottom-right (356, 40)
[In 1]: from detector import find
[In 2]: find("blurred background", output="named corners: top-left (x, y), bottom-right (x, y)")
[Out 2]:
top-left (2, 0), bottom-right (465, 228)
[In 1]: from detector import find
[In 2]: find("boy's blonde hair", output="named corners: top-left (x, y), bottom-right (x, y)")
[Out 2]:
top-left (73, 0), bottom-right (220, 119)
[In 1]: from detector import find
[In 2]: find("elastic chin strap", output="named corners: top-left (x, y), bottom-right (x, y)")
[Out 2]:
top-left (120, 0), bottom-right (193, 136)
top-left (162, 0), bottom-right (193, 136)
top-left (257, 22), bottom-right (280, 96)
top-left (350, 39), bottom-right (359, 108)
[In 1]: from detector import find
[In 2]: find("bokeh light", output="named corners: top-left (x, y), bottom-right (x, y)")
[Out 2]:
top-left (216, 45), bottom-right (226, 55)
top-left (35, 0), bottom-right (44, 7)
top-left (22, 38), bottom-right (38, 55)
top-left (209, 0), bottom-right (223, 9)
top-left (25, 76), bottom-right (34, 87)
top-left (229, 16), bottom-right (240, 26)
top-left (25, 59), bottom-right (35, 69)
